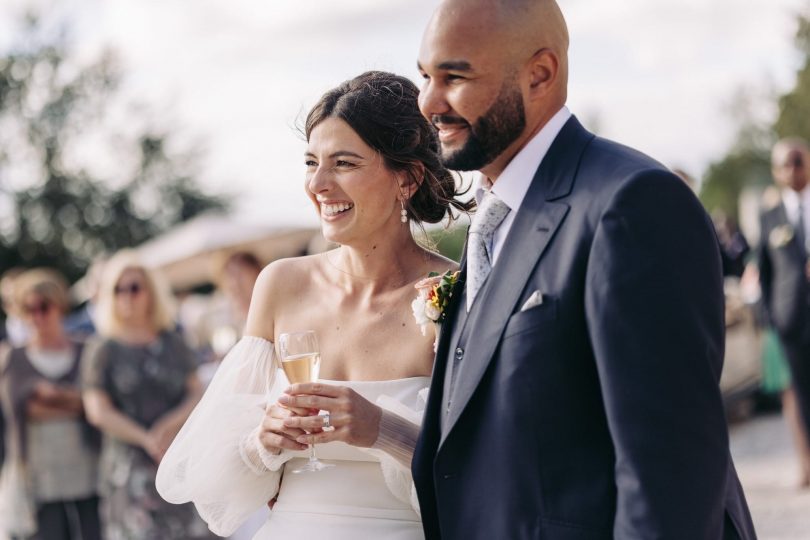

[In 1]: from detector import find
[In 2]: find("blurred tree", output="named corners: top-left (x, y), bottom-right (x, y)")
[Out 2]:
top-left (774, 10), bottom-right (810, 139)
top-left (0, 14), bottom-right (226, 285)
top-left (699, 88), bottom-right (772, 221)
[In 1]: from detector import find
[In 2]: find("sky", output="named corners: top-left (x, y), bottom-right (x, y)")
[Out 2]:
top-left (0, 0), bottom-right (806, 228)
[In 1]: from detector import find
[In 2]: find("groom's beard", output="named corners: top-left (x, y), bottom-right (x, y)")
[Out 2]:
top-left (435, 81), bottom-right (526, 172)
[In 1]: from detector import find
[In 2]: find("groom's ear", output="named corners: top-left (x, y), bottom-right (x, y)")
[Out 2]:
top-left (526, 47), bottom-right (560, 99)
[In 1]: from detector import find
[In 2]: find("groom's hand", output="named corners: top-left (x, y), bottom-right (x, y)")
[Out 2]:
top-left (280, 383), bottom-right (382, 448)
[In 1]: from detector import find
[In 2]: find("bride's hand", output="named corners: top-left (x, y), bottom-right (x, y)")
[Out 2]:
top-left (258, 403), bottom-right (312, 454)
top-left (279, 383), bottom-right (382, 448)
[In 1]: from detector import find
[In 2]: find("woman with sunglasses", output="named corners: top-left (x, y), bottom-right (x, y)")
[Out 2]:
top-left (0, 268), bottom-right (101, 540)
top-left (80, 251), bottom-right (214, 540)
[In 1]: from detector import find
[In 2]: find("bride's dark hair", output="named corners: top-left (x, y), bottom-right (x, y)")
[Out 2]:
top-left (304, 71), bottom-right (474, 224)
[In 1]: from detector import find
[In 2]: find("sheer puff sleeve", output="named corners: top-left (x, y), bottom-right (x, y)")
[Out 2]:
top-left (156, 336), bottom-right (286, 537)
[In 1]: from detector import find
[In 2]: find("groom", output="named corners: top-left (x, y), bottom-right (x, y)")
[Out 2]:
top-left (412, 1), bottom-right (756, 538)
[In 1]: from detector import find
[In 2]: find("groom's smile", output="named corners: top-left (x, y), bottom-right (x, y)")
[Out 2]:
top-left (432, 116), bottom-right (470, 144)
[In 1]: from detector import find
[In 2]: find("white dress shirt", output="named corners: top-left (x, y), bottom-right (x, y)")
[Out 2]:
top-left (782, 187), bottom-right (810, 250)
top-left (475, 106), bottom-right (572, 264)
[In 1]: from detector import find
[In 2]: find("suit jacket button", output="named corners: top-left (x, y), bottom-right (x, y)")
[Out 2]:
top-left (455, 347), bottom-right (464, 360)
top-left (443, 473), bottom-right (455, 480)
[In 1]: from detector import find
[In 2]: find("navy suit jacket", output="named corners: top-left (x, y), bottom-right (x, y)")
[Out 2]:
top-left (758, 201), bottom-right (810, 341)
top-left (412, 117), bottom-right (756, 539)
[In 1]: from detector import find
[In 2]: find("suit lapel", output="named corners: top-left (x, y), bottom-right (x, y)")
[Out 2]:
top-left (440, 117), bottom-right (593, 445)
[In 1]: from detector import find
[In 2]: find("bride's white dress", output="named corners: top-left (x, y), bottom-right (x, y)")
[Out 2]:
top-left (156, 336), bottom-right (427, 539)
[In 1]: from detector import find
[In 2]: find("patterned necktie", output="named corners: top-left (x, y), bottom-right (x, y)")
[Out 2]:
top-left (467, 190), bottom-right (510, 311)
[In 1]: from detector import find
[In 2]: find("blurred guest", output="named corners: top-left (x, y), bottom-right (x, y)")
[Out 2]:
top-left (713, 210), bottom-right (750, 278)
top-left (218, 251), bottom-right (262, 325)
top-left (0, 268), bottom-right (101, 540)
top-left (194, 252), bottom-right (264, 387)
top-left (213, 251), bottom-right (262, 352)
top-left (64, 257), bottom-right (107, 341)
top-left (1, 268), bottom-right (30, 348)
top-left (80, 251), bottom-right (213, 539)
top-left (759, 137), bottom-right (810, 487)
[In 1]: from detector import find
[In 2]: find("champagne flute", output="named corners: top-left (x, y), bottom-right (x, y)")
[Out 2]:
top-left (278, 330), bottom-right (334, 473)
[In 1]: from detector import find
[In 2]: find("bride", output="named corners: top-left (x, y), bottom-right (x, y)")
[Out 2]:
top-left (156, 71), bottom-right (473, 538)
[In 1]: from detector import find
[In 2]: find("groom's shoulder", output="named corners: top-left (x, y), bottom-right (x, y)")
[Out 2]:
top-left (574, 134), bottom-right (686, 198)
top-left (560, 131), bottom-right (702, 220)
top-left (582, 135), bottom-right (669, 181)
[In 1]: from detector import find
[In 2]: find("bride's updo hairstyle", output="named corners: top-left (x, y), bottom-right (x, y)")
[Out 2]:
top-left (304, 71), bottom-right (474, 224)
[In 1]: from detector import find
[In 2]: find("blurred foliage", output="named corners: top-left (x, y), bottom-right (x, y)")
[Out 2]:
top-left (0, 14), bottom-right (226, 284)
top-left (700, 7), bottom-right (810, 219)
top-left (775, 9), bottom-right (810, 139)
top-left (699, 91), bottom-right (773, 221)
top-left (700, 148), bottom-right (771, 220)
top-left (428, 224), bottom-right (468, 262)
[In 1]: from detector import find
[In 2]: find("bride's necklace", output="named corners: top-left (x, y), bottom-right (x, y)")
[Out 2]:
top-left (323, 250), bottom-right (376, 281)
top-left (323, 248), bottom-right (423, 287)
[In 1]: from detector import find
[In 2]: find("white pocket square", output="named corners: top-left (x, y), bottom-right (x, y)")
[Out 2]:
top-left (520, 290), bottom-right (544, 311)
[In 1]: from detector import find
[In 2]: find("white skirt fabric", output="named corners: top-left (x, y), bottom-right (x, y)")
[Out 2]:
top-left (255, 457), bottom-right (422, 539)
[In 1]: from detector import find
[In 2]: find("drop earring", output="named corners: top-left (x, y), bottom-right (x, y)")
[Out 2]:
top-left (400, 199), bottom-right (408, 223)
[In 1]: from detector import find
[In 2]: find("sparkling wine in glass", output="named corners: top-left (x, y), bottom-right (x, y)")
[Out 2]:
top-left (278, 330), bottom-right (334, 473)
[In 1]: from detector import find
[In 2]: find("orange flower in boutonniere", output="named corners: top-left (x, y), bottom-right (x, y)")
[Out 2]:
top-left (412, 270), bottom-right (460, 350)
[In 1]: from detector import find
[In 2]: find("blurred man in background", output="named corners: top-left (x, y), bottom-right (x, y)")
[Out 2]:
top-left (759, 137), bottom-right (810, 487)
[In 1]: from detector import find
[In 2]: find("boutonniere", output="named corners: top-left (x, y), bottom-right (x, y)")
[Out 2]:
top-left (411, 270), bottom-right (460, 351)
top-left (769, 224), bottom-right (795, 248)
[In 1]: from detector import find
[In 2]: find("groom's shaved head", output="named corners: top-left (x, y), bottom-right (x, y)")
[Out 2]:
top-left (418, 0), bottom-right (569, 176)
top-left (425, 0), bottom-right (569, 88)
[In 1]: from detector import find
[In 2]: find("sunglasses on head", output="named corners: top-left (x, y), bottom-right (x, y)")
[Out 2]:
top-left (114, 282), bottom-right (143, 296)
top-left (24, 301), bottom-right (52, 316)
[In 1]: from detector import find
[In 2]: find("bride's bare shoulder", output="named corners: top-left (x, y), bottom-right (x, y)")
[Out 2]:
top-left (244, 254), bottom-right (324, 339)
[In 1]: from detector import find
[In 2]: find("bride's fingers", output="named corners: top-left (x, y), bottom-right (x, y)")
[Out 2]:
top-left (264, 411), bottom-right (307, 437)
top-left (295, 427), bottom-right (342, 446)
top-left (263, 418), bottom-right (308, 442)
top-left (285, 382), bottom-right (344, 398)
top-left (272, 404), bottom-right (312, 417)
top-left (283, 413), bottom-right (338, 430)
top-left (278, 393), bottom-right (336, 411)
top-left (259, 430), bottom-right (308, 452)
